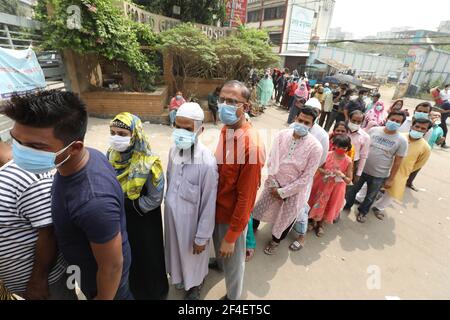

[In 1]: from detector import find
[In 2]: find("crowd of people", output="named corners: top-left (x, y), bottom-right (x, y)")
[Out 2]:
top-left (0, 74), bottom-right (447, 301)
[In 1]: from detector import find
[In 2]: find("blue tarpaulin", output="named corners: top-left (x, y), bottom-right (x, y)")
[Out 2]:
top-left (0, 47), bottom-right (46, 99)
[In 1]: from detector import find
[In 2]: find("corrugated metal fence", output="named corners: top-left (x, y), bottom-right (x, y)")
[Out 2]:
top-left (309, 46), bottom-right (404, 77)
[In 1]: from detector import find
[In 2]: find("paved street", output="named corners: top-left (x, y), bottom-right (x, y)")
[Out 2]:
top-left (84, 86), bottom-right (450, 300)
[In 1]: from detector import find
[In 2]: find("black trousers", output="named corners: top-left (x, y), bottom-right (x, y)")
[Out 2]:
top-left (407, 169), bottom-right (420, 186)
top-left (253, 218), bottom-right (296, 243)
top-left (440, 102), bottom-right (450, 144)
top-left (209, 105), bottom-right (218, 123)
top-left (125, 201), bottom-right (168, 300)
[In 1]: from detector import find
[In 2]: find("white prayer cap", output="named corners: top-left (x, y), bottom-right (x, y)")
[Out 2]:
top-left (176, 102), bottom-right (204, 121)
top-left (325, 82), bottom-right (330, 87)
top-left (305, 98), bottom-right (321, 111)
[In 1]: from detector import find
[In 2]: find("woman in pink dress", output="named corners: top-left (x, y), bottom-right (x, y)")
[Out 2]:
top-left (308, 135), bottom-right (353, 237)
top-left (362, 100), bottom-right (387, 131)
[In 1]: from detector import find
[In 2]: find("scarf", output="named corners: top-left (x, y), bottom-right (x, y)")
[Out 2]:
top-left (107, 112), bottom-right (163, 200)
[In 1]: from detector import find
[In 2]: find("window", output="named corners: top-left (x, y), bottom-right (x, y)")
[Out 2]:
top-left (263, 5), bottom-right (285, 21)
top-left (269, 33), bottom-right (282, 46)
top-left (247, 10), bottom-right (261, 23)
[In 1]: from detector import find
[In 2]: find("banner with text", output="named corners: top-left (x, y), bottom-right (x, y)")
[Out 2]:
top-left (0, 47), bottom-right (46, 100)
top-left (286, 5), bottom-right (314, 53)
top-left (224, 0), bottom-right (248, 27)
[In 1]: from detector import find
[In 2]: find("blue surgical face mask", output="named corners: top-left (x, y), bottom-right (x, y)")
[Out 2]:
top-left (218, 103), bottom-right (240, 125)
top-left (176, 95), bottom-right (182, 100)
top-left (375, 105), bottom-right (383, 112)
top-left (414, 112), bottom-right (429, 120)
top-left (290, 122), bottom-right (310, 137)
top-left (409, 129), bottom-right (424, 140)
top-left (385, 120), bottom-right (401, 132)
top-left (172, 128), bottom-right (198, 150)
top-left (12, 139), bottom-right (74, 174)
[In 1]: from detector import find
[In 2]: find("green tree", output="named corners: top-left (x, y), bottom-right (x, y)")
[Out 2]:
top-left (35, 0), bottom-right (160, 91)
top-left (215, 26), bottom-right (280, 81)
top-left (133, 0), bottom-right (225, 25)
top-left (158, 23), bottom-right (218, 90)
top-left (0, 0), bottom-right (25, 16)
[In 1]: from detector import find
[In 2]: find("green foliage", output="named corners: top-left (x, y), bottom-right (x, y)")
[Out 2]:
top-left (158, 23), bottom-right (218, 89)
top-left (0, 0), bottom-right (25, 16)
top-left (158, 23), bottom-right (279, 88)
top-left (35, 0), bottom-right (160, 91)
top-left (215, 26), bottom-right (280, 81)
top-left (133, 0), bottom-right (226, 25)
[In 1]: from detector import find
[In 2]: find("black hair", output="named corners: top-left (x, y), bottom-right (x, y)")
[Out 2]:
top-left (299, 106), bottom-right (318, 122)
top-left (345, 89), bottom-right (354, 97)
top-left (415, 102), bottom-right (432, 113)
top-left (349, 110), bottom-right (365, 121)
top-left (412, 117), bottom-right (432, 130)
top-left (333, 121), bottom-right (349, 132)
top-left (373, 93), bottom-right (381, 98)
top-left (1, 90), bottom-right (88, 145)
top-left (222, 80), bottom-right (251, 102)
top-left (387, 110), bottom-right (407, 123)
top-left (358, 89), bottom-right (368, 95)
top-left (332, 134), bottom-right (352, 152)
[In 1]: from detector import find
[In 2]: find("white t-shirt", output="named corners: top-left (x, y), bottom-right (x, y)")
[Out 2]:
top-left (440, 89), bottom-right (450, 102)
top-left (310, 123), bottom-right (329, 166)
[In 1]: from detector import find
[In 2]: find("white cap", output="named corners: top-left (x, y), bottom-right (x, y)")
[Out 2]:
top-left (176, 102), bottom-right (204, 121)
top-left (304, 98), bottom-right (321, 111)
top-left (325, 82), bottom-right (330, 87)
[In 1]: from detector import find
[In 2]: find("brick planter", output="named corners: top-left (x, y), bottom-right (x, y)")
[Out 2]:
top-left (81, 86), bottom-right (169, 123)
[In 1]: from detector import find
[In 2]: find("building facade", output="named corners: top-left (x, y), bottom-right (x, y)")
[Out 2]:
top-left (246, 0), bottom-right (335, 70)
top-left (438, 21), bottom-right (450, 34)
top-left (328, 27), bottom-right (354, 40)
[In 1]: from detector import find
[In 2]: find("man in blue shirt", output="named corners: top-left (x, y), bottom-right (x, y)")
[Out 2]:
top-left (2, 91), bottom-right (132, 300)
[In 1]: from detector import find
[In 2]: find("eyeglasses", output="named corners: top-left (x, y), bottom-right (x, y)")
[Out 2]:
top-left (218, 97), bottom-right (246, 107)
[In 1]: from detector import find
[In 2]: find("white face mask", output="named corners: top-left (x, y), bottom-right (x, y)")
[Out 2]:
top-left (348, 122), bottom-right (361, 132)
top-left (109, 135), bottom-right (131, 152)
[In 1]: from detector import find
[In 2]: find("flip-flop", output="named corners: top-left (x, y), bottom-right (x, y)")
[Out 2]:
top-left (315, 226), bottom-right (325, 237)
top-left (356, 213), bottom-right (367, 223)
top-left (373, 209), bottom-right (385, 220)
top-left (263, 241), bottom-right (279, 255)
top-left (289, 241), bottom-right (304, 252)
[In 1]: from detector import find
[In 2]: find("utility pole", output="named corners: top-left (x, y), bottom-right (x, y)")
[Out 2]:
top-left (259, 0), bottom-right (264, 29)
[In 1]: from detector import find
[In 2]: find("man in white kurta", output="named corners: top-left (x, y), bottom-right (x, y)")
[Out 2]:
top-left (164, 103), bottom-right (218, 300)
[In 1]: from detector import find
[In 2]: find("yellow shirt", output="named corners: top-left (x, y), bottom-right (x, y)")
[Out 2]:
top-left (387, 133), bottom-right (431, 201)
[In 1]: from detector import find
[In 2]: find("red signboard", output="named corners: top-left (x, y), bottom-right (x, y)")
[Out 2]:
top-left (224, 0), bottom-right (248, 27)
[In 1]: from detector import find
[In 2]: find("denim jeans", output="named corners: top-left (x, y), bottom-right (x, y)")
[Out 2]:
top-left (169, 110), bottom-right (177, 125)
top-left (345, 172), bottom-right (386, 216)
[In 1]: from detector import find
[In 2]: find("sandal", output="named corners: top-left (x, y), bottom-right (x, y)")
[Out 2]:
top-left (373, 208), bottom-right (385, 220)
top-left (245, 249), bottom-right (255, 262)
top-left (356, 213), bottom-right (367, 223)
top-left (307, 220), bottom-right (316, 232)
top-left (289, 240), bottom-right (304, 252)
top-left (315, 226), bottom-right (325, 237)
top-left (263, 240), bottom-right (279, 255)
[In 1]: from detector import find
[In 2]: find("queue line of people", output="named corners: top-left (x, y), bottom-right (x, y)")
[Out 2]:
top-left (0, 78), bottom-right (444, 301)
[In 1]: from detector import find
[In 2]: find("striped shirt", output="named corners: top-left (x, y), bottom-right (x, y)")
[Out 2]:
top-left (0, 161), bottom-right (66, 293)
